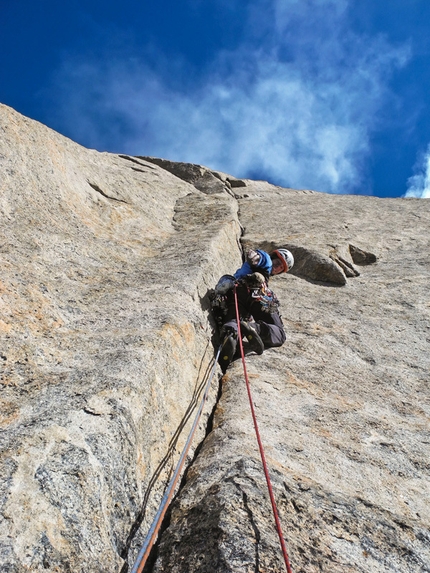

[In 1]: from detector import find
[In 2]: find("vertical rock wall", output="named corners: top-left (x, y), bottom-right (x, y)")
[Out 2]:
top-left (151, 185), bottom-right (430, 571)
top-left (0, 104), bottom-right (242, 572)
top-left (1, 104), bottom-right (429, 573)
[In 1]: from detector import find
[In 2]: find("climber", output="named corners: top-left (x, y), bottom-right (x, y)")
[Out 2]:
top-left (211, 248), bottom-right (294, 372)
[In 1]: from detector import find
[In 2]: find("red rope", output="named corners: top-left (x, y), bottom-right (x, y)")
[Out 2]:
top-left (234, 284), bottom-right (293, 573)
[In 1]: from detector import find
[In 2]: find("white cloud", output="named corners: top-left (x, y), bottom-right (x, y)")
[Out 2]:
top-left (50, 0), bottom-right (410, 194)
top-left (405, 145), bottom-right (430, 198)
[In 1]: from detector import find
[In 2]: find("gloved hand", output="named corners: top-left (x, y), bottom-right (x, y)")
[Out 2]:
top-left (243, 272), bottom-right (266, 288)
top-left (215, 275), bottom-right (235, 294)
top-left (247, 249), bottom-right (261, 266)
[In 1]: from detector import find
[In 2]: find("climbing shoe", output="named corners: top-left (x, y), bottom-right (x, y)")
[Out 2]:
top-left (218, 332), bottom-right (237, 373)
top-left (240, 321), bottom-right (264, 355)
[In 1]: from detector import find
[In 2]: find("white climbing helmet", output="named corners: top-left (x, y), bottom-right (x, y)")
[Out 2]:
top-left (272, 248), bottom-right (294, 272)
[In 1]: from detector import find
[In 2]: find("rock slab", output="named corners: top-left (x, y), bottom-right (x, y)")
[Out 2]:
top-left (152, 183), bottom-right (430, 571)
top-left (0, 104), bottom-right (241, 572)
top-left (1, 104), bottom-right (429, 572)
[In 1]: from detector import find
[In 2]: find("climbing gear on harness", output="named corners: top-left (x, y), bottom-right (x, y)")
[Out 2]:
top-left (272, 248), bottom-right (294, 272)
top-left (218, 329), bottom-right (237, 373)
top-left (233, 285), bottom-right (293, 573)
top-left (235, 273), bottom-right (280, 314)
top-left (249, 282), bottom-right (280, 314)
top-left (240, 320), bottom-right (264, 355)
top-left (208, 288), bottom-right (229, 328)
top-left (130, 345), bottom-right (222, 573)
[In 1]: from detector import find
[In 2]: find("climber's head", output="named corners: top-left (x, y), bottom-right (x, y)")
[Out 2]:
top-left (271, 249), bottom-right (294, 275)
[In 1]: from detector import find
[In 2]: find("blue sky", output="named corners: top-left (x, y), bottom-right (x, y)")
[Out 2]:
top-left (2, 0), bottom-right (430, 198)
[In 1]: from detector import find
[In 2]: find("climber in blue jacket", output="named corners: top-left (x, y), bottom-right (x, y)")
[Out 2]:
top-left (212, 248), bottom-right (294, 372)
top-left (232, 248), bottom-right (291, 280)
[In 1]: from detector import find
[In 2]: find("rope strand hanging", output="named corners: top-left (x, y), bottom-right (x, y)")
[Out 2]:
top-left (130, 345), bottom-right (222, 573)
top-left (234, 283), bottom-right (293, 573)
top-left (130, 282), bottom-right (293, 572)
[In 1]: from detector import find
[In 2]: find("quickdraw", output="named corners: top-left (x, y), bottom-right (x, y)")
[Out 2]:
top-left (249, 283), bottom-right (280, 313)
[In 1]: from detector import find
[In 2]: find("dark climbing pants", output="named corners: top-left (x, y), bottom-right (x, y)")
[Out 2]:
top-left (222, 284), bottom-right (286, 348)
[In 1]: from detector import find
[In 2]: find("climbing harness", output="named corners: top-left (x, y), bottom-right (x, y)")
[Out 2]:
top-left (233, 284), bottom-right (293, 573)
top-left (129, 345), bottom-right (222, 573)
top-left (210, 275), bottom-right (280, 328)
top-left (249, 281), bottom-right (280, 313)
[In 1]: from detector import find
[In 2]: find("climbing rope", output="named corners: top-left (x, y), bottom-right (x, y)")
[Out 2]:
top-left (234, 284), bottom-right (293, 573)
top-left (130, 345), bottom-right (222, 573)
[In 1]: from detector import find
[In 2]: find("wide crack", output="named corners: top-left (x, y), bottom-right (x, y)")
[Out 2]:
top-left (119, 367), bottom-right (225, 573)
top-left (120, 190), bottom-right (245, 572)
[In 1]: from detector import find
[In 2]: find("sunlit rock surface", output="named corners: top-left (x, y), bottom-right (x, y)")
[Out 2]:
top-left (0, 104), bottom-right (240, 572)
top-left (1, 104), bottom-right (429, 572)
top-left (153, 184), bottom-right (430, 572)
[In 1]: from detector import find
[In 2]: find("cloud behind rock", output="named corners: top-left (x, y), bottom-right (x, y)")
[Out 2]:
top-left (48, 0), bottom-right (409, 194)
top-left (405, 144), bottom-right (430, 198)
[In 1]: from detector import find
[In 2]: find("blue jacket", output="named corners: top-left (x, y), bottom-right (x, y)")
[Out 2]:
top-left (234, 249), bottom-right (272, 280)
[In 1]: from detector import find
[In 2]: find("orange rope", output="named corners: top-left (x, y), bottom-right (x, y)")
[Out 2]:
top-left (234, 284), bottom-right (293, 573)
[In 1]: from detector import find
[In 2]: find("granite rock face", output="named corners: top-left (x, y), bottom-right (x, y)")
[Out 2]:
top-left (0, 104), bottom-right (240, 572)
top-left (153, 186), bottom-right (430, 572)
top-left (1, 104), bottom-right (429, 572)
